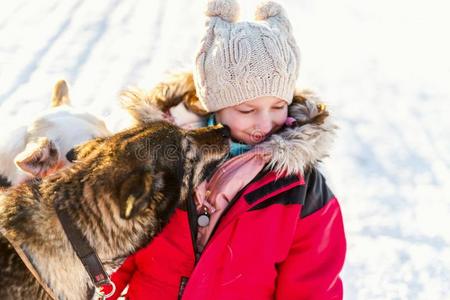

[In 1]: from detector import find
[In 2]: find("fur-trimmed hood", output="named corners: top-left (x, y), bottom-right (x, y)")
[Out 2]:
top-left (120, 72), bottom-right (337, 176)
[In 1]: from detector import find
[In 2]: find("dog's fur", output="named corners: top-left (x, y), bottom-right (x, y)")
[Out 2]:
top-left (0, 106), bottom-right (230, 299)
top-left (0, 80), bottom-right (110, 187)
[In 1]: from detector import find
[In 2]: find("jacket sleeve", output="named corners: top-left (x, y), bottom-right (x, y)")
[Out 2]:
top-left (275, 170), bottom-right (346, 300)
top-left (101, 253), bottom-right (137, 300)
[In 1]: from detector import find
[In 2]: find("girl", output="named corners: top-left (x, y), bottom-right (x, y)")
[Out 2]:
top-left (105, 1), bottom-right (346, 299)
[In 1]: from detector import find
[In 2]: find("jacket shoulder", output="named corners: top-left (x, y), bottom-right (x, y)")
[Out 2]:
top-left (246, 168), bottom-right (335, 218)
top-left (300, 167), bottom-right (335, 218)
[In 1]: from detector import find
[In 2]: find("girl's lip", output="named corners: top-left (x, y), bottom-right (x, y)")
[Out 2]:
top-left (249, 133), bottom-right (268, 143)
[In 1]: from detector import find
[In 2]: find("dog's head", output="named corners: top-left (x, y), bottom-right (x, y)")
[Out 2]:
top-left (12, 80), bottom-right (110, 183)
top-left (67, 121), bottom-right (230, 220)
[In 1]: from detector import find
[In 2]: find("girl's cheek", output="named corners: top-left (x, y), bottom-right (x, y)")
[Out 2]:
top-left (272, 111), bottom-right (287, 125)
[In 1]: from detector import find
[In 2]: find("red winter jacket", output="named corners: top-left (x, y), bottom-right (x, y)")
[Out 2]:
top-left (105, 168), bottom-right (346, 300)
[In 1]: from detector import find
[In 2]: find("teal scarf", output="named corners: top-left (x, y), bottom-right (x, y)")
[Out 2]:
top-left (207, 114), bottom-right (251, 158)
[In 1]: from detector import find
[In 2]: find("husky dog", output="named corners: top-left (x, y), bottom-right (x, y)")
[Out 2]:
top-left (0, 102), bottom-right (230, 299)
top-left (0, 80), bottom-right (110, 187)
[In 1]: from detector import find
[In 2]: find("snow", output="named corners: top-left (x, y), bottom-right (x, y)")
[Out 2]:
top-left (1, 0), bottom-right (449, 299)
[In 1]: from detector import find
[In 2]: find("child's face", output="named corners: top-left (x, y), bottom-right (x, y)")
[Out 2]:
top-left (215, 96), bottom-right (288, 145)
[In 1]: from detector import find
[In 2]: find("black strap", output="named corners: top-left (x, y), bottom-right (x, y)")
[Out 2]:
top-left (55, 206), bottom-right (110, 287)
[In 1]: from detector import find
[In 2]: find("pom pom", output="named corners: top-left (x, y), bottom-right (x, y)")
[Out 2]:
top-left (206, 0), bottom-right (239, 22)
top-left (255, 1), bottom-right (285, 21)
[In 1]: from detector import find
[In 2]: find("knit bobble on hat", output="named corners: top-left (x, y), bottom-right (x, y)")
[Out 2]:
top-left (206, 0), bottom-right (239, 22)
top-left (255, 1), bottom-right (284, 20)
top-left (255, 1), bottom-right (292, 32)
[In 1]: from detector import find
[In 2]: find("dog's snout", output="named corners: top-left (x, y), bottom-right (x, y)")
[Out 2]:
top-left (65, 148), bottom-right (76, 162)
top-left (221, 124), bottom-right (231, 138)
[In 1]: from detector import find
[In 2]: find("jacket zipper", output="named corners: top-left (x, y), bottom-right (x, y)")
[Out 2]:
top-left (178, 276), bottom-right (189, 300)
top-left (179, 169), bottom-right (269, 298)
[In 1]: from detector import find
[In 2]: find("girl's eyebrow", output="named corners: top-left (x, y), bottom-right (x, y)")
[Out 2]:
top-left (236, 100), bottom-right (286, 109)
top-left (274, 100), bottom-right (286, 105)
top-left (236, 103), bottom-right (254, 108)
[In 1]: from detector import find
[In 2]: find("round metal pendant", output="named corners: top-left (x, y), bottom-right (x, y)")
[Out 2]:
top-left (197, 214), bottom-right (210, 227)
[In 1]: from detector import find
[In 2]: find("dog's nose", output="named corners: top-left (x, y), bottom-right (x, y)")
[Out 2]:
top-left (65, 148), bottom-right (76, 162)
top-left (221, 124), bottom-right (231, 138)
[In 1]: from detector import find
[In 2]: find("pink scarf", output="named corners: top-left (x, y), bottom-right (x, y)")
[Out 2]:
top-left (194, 151), bottom-right (270, 251)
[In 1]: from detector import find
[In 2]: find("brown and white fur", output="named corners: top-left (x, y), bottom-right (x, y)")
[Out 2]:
top-left (0, 92), bottom-right (230, 300)
top-left (0, 80), bottom-right (110, 187)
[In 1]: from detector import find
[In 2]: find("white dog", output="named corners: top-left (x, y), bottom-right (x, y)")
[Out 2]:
top-left (0, 80), bottom-right (110, 187)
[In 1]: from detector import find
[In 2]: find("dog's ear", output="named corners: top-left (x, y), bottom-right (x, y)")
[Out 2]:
top-left (51, 79), bottom-right (71, 107)
top-left (118, 171), bottom-right (163, 219)
top-left (14, 137), bottom-right (59, 177)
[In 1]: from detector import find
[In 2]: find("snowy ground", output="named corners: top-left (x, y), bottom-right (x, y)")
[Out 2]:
top-left (1, 0), bottom-right (449, 299)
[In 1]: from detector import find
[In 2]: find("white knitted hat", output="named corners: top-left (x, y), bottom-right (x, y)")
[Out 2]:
top-left (194, 0), bottom-right (301, 112)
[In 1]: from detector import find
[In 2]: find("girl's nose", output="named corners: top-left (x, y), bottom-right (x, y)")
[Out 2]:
top-left (256, 117), bottom-right (273, 135)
